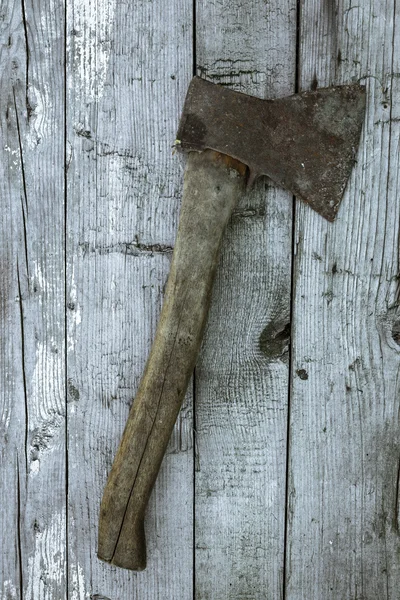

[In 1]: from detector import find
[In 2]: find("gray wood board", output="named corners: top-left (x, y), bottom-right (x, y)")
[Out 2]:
top-left (194, 0), bottom-right (296, 598)
top-left (0, 0), bottom-right (66, 597)
top-left (66, 0), bottom-right (193, 597)
top-left (286, 0), bottom-right (400, 598)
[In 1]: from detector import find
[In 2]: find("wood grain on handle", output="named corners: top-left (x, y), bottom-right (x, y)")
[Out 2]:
top-left (98, 150), bottom-right (247, 570)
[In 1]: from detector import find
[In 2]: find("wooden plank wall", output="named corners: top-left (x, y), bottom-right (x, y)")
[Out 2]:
top-left (287, 1), bottom-right (400, 599)
top-left (66, 0), bottom-right (193, 597)
top-left (0, 0), bottom-right (66, 596)
top-left (194, 1), bottom-right (295, 598)
top-left (0, 0), bottom-right (399, 598)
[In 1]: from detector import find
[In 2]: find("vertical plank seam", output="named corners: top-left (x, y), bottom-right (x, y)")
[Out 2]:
top-left (294, 0), bottom-right (301, 94)
top-left (193, 0), bottom-right (197, 596)
top-left (395, 458), bottom-right (400, 533)
top-left (393, 22), bottom-right (400, 501)
top-left (64, 0), bottom-right (69, 593)
top-left (192, 372), bottom-right (197, 600)
top-left (282, 218), bottom-right (297, 596)
top-left (282, 0), bottom-right (301, 597)
top-left (381, 13), bottom-right (398, 589)
top-left (375, 0), bottom-right (397, 329)
top-left (193, 0), bottom-right (197, 78)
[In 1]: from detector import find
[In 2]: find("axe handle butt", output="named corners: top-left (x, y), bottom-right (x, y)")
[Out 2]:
top-left (98, 149), bottom-right (246, 571)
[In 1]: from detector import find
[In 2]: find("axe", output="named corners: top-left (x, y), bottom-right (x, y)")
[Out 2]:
top-left (98, 77), bottom-right (366, 570)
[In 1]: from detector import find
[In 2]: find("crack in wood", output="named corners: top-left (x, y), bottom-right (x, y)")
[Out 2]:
top-left (16, 261), bottom-right (29, 474)
top-left (78, 241), bottom-right (173, 257)
top-left (16, 453), bottom-right (23, 599)
top-left (13, 89), bottom-right (30, 282)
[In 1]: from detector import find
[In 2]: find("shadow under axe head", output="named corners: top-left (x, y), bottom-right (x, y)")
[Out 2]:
top-left (176, 77), bottom-right (366, 221)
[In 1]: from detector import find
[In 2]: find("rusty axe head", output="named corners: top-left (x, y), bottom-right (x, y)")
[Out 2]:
top-left (176, 77), bottom-right (366, 221)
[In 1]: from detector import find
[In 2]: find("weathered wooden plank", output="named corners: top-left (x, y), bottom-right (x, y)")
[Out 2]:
top-left (194, 1), bottom-right (296, 598)
top-left (66, 0), bottom-right (193, 595)
top-left (0, 0), bottom-right (66, 597)
top-left (0, 7), bottom-right (26, 593)
top-left (286, 0), bottom-right (400, 598)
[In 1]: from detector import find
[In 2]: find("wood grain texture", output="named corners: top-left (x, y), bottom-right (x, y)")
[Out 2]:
top-left (286, 0), bottom-right (400, 598)
top-left (194, 1), bottom-right (296, 598)
top-left (0, 0), bottom-right (66, 597)
top-left (66, 0), bottom-right (193, 596)
top-left (2, 0), bottom-right (399, 596)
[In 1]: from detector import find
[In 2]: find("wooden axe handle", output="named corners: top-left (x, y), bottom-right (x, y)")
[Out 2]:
top-left (98, 149), bottom-right (246, 570)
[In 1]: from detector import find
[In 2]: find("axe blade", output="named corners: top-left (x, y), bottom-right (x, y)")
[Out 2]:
top-left (176, 77), bottom-right (366, 221)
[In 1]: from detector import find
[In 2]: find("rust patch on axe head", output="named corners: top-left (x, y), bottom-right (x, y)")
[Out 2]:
top-left (176, 77), bottom-right (366, 221)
